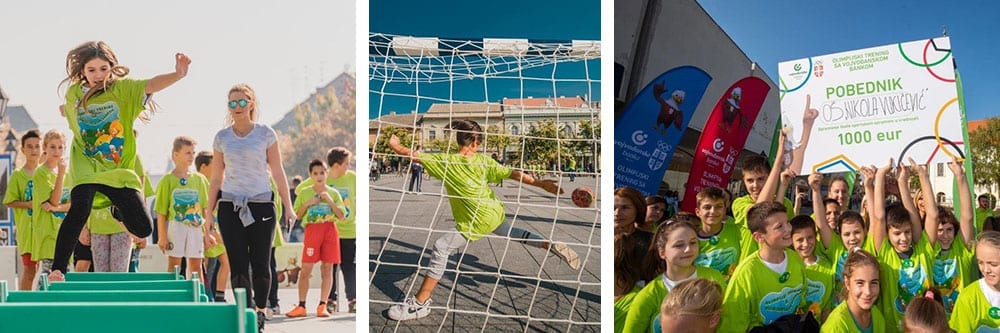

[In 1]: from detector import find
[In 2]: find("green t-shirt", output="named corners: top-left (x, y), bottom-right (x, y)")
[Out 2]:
top-left (876, 234), bottom-right (934, 333)
top-left (933, 235), bottom-right (976, 315)
top-left (950, 279), bottom-right (1000, 333)
top-left (32, 165), bottom-right (70, 260)
top-left (976, 207), bottom-right (994, 234)
top-left (294, 185), bottom-right (346, 226)
top-left (87, 208), bottom-right (124, 235)
top-left (695, 222), bottom-right (741, 281)
top-left (420, 153), bottom-right (511, 241)
top-left (614, 285), bottom-right (641, 333)
top-left (4, 169), bottom-right (34, 255)
top-left (64, 79), bottom-right (146, 208)
top-left (804, 254), bottom-right (835, 317)
top-left (719, 249), bottom-right (807, 333)
top-left (820, 302), bottom-right (885, 333)
top-left (824, 233), bottom-right (876, 307)
top-left (155, 173), bottom-right (210, 228)
top-left (297, 170), bottom-right (357, 239)
top-left (624, 267), bottom-right (726, 333)
top-left (731, 195), bottom-right (794, 264)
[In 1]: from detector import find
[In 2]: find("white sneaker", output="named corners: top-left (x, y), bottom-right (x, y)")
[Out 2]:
top-left (388, 297), bottom-right (431, 321)
top-left (551, 242), bottom-right (580, 270)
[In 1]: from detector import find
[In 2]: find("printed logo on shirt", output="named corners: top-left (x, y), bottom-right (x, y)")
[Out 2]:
top-left (334, 186), bottom-right (351, 218)
top-left (171, 188), bottom-right (204, 227)
top-left (934, 257), bottom-right (960, 314)
top-left (759, 285), bottom-right (804, 325)
top-left (695, 247), bottom-right (737, 276)
top-left (894, 264), bottom-right (929, 313)
top-left (25, 180), bottom-right (34, 217)
top-left (52, 188), bottom-right (70, 219)
top-left (805, 278), bottom-right (826, 316)
top-left (77, 101), bottom-right (126, 164)
top-left (306, 204), bottom-right (335, 223)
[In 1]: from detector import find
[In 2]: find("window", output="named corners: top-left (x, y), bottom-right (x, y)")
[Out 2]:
top-left (937, 163), bottom-right (944, 177)
top-left (429, 130), bottom-right (436, 140)
top-left (511, 125), bottom-right (519, 136)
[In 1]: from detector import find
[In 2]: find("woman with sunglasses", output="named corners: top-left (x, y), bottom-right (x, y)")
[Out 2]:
top-left (47, 41), bottom-right (190, 281)
top-left (206, 84), bottom-right (296, 333)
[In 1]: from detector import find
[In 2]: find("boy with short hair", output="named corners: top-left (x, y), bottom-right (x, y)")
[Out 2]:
top-left (788, 215), bottom-right (834, 320)
top-left (286, 159), bottom-right (346, 318)
top-left (693, 186), bottom-right (741, 281)
top-left (4, 130), bottom-right (42, 290)
top-left (197, 150), bottom-right (230, 302)
top-left (731, 138), bottom-right (793, 263)
top-left (296, 147), bottom-right (359, 313)
top-left (719, 201), bottom-right (807, 332)
top-left (155, 136), bottom-right (214, 281)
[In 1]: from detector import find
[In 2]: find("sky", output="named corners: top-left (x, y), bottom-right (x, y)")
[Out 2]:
top-left (698, 0), bottom-right (1000, 121)
top-left (0, 0), bottom-right (355, 174)
top-left (368, 0), bottom-right (601, 119)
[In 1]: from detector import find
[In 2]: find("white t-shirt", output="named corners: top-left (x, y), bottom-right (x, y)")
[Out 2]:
top-left (213, 123), bottom-right (278, 196)
top-left (761, 253), bottom-right (789, 275)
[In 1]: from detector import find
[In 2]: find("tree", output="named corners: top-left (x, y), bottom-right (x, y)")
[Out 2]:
top-left (483, 124), bottom-right (518, 161)
top-left (522, 119), bottom-right (567, 170)
top-left (971, 117), bottom-right (1000, 196)
top-left (575, 119), bottom-right (601, 171)
top-left (278, 75), bottom-right (356, 180)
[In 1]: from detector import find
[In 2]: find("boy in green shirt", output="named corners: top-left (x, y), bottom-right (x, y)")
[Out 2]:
top-left (155, 136), bottom-right (213, 281)
top-left (868, 161), bottom-right (933, 333)
top-left (286, 159), bottom-right (346, 318)
top-left (731, 138), bottom-right (794, 264)
top-left (977, 194), bottom-right (995, 233)
top-left (924, 159), bottom-right (976, 316)
top-left (384, 120), bottom-right (578, 321)
top-left (720, 201), bottom-right (807, 332)
top-left (789, 215), bottom-right (834, 320)
top-left (693, 186), bottom-right (741, 281)
top-left (296, 147), bottom-right (358, 313)
top-left (4, 130), bottom-right (42, 290)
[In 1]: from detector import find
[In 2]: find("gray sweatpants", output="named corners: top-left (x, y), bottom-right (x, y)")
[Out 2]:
top-left (424, 221), bottom-right (546, 280)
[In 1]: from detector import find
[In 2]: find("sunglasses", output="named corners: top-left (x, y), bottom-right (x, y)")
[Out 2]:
top-left (228, 99), bottom-right (249, 109)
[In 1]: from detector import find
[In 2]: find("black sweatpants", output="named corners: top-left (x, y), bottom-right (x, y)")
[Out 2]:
top-left (217, 200), bottom-right (277, 309)
top-left (330, 238), bottom-right (357, 301)
top-left (52, 184), bottom-right (152, 273)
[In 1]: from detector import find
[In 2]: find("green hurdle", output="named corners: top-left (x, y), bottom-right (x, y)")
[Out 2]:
top-left (63, 271), bottom-right (181, 281)
top-left (41, 274), bottom-right (208, 303)
top-left (0, 281), bottom-right (256, 333)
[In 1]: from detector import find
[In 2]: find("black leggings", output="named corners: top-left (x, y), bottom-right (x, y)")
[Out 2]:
top-left (217, 201), bottom-right (276, 309)
top-left (330, 238), bottom-right (356, 301)
top-left (52, 184), bottom-right (152, 273)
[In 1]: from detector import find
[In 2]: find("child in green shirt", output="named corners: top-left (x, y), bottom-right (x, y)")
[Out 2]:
top-left (949, 231), bottom-right (1000, 332)
top-left (868, 160), bottom-right (934, 333)
top-left (659, 278), bottom-right (724, 333)
top-left (730, 138), bottom-right (794, 264)
top-left (614, 232), bottom-right (644, 333)
top-left (385, 120), bottom-right (578, 321)
top-left (155, 137), bottom-right (213, 281)
top-left (925, 159), bottom-right (977, 315)
top-left (693, 187), bottom-right (741, 281)
top-left (625, 214), bottom-right (726, 333)
top-left (790, 215), bottom-right (835, 320)
top-left (820, 250), bottom-right (885, 333)
top-left (3, 130), bottom-right (41, 290)
top-left (48, 41), bottom-right (190, 281)
top-left (720, 201), bottom-right (808, 332)
top-left (32, 130), bottom-right (71, 277)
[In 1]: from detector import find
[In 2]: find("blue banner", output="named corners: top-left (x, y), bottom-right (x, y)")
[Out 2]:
top-left (614, 66), bottom-right (712, 196)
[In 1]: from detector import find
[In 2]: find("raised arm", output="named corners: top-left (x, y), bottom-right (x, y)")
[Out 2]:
top-left (910, 158), bottom-right (936, 245)
top-left (949, 159), bottom-right (975, 244)
top-left (777, 168), bottom-right (797, 208)
top-left (388, 135), bottom-right (420, 163)
top-left (896, 161), bottom-right (923, 243)
top-left (757, 133), bottom-right (787, 204)
top-left (810, 173), bottom-right (832, 249)
top-left (871, 161), bottom-right (892, 253)
top-left (145, 53), bottom-right (190, 94)
top-left (509, 169), bottom-right (564, 195)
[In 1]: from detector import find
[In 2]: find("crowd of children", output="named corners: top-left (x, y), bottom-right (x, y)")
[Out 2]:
top-left (2, 41), bottom-right (356, 333)
top-left (615, 131), bottom-right (998, 332)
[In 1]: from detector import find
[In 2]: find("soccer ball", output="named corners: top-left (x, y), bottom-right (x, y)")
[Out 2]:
top-left (571, 187), bottom-right (595, 208)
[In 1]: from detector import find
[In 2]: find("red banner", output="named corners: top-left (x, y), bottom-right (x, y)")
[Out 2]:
top-left (681, 77), bottom-right (771, 212)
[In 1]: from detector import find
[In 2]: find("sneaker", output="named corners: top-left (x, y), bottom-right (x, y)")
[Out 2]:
top-left (286, 305), bottom-right (308, 318)
top-left (349, 299), bottom-right (357, 313)
top-left (268, 305), bottom-right (280, 319)
top-left (327, 301), bottom-right (337, 314)
top-left (550, 242), bottom-right (580, 270)
top-left (387, 297), bottom-right (431, 321)
top-left (256, 311), bottom-right (265, 333)
top-left (317, 304), bottom-right (331, 318)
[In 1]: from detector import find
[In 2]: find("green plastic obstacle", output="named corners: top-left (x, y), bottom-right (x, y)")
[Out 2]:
top-left (0, 280), bottom-right (257, 333)
top-left (63, 271), bottom-right (180, 281)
